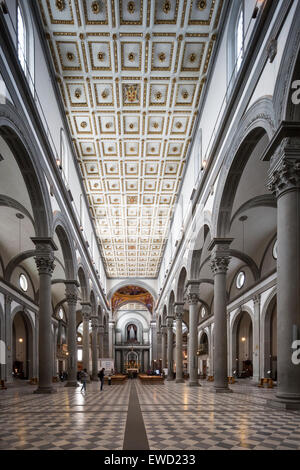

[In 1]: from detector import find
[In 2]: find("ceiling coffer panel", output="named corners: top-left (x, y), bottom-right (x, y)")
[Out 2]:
top-left (38, 0), bottom-right (224, 278)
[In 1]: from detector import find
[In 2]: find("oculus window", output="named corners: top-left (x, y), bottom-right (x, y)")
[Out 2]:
top-left (236, 271), bottom-right (245, 289)
top-left (19, 273), bottom-right (28, 292)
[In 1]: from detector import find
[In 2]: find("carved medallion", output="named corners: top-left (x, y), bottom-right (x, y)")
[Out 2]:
top-left (197, 0), bottom-right (207, 10)
top-left (163, 0), bottom-right (171, 14)
top-left (127, 1), bottom-right (135, 14)
top-left (67, 52), bottom-right (74, 61)
top-left (91, 0), bottom-right (101, 14)
top-left (128, 52), bottom-right (135, 62)
top-left (56, 0), bottom-right (65, 12)
top-left (125, 84), bottom-right (139, 102)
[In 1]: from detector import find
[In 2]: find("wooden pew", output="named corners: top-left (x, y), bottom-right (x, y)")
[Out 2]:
top-left (138, 374), bottom-right (164, 384)
top-left (104, 374), bottom-right (127, 384)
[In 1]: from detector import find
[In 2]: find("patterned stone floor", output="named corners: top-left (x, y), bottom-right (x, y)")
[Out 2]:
top-left (136, 380), bottom-right (300, 450)
top-left (1, 378), bottom-right (300, 450)
top-left (0, 380), bottom-right (129, 450)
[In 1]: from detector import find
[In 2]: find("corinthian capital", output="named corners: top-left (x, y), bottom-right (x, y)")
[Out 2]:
top-left (174, 302), bottom-right (184, 320)
top-left (210, 256), bottom-right (230, 275)
top-left (266, 137), bottom-right (300, 197)
top-left (268, 158), bottom-right (300, 197)
top-left (31, 238), bottom-right (58, 276)
top-left (81, 302), bottom-right (91, 319)
top-left (91, 316), bottom-right (99, 329)
top-left (65, 280), bottom-right (79, 306)
top-left (208, 238), bottom-right (233, 276)
top-left (185, 281), bottom-right (200, 305)
top-left (187, 293), bottom-right (199, 305)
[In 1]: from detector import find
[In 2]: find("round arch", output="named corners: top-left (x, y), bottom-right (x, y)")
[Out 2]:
top-left (107, 280), bottom-right (157, 303)
top-left (77, 265), bottom-right (89, 302)
top-left (53, 213), bottom-right (77, 281)
top-left (0, 104), bottom-right (52, 238)
top-left (212, 98), bottom-right (276, 238)
top-left (176, 266), bottom-right (187, 303)
top-left (11, 306), bottom-right (36, 380)
top-left (168, 291), bottom-right (175, 317)
top-left (231, 308), bottom-right (254, 378)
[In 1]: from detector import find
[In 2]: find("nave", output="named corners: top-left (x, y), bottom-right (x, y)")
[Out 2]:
top-left (1, 379), bottom-right (300, 451)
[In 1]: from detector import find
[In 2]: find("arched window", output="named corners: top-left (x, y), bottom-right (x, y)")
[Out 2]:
top-left (227, 1), bottom-right (245, 92)
top-left (16, 2), bottom-right (35, 91)
top-left (235, 6), bottom-right (244, 73)
top-left (17, 4), bottom-right (26, 72)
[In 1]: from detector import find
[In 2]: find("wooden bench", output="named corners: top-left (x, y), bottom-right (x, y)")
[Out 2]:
top-left (207, 375), bottom-right (214, 382)
top-left (0, 380), bottom-right (7, 390)
top-left (228, 376), bottom-right (235, 384)
top-left (29, 377), bottom-right (38, 385)
top-left (258, 378), bottom-right (273, 388)
top-left (138, 374), bottom-right (164, 384)
top-left (104, 374), bottom-right (127, 384)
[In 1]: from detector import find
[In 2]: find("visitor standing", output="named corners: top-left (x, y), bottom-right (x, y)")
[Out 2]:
top-left (80, 368), bottom-right (89, 393)
top-left (98, 368), bottom-right (105, 391)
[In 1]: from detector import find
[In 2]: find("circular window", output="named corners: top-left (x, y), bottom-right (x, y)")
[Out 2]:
top-left (19, 274), bottom-right (28, 292)
top-left (58, 308), bottom-right (64, 320)
top-left (201, 307), bottom-right (206, 318)
top-left (236, 271), bottom-right (245, 289)
top-left (273, 240), bottom-right (278, 260)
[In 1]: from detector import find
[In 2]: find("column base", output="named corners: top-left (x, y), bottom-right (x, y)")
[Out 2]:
top-left (91, 375), bottom-right (99, 381)
top-left (188, 381), bottom-right (201, 387)
top-left (267, 396), bottom-right (300, 411)
top-left (175, 378), bottom-right (184, 383)
top-left (34, 387), bottom-right (57, 394)
top-left (65, 381), bottom-right (79, 388)
top-left (214, 387), bottom-right (233, 393)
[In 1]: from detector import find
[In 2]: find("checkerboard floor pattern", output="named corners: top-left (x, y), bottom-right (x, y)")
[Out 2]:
top-left (1, 378), bottom-right (300, 450)
top-left (0, 381), bottom-right (129, 450)
top-left (136, 380), bottom-right (300, 450)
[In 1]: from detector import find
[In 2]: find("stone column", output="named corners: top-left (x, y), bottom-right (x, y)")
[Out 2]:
top-left (4, 296), bottom-right (12, 383)
top-left (166, 315), bottom-right (174, 381)
top-left (91, 315), bottom-right (99, 380)
top-left (174, 302), bottom-right (184, 383)
top-left (108, 321), bottom-right (115, 359)
top-left (253, 295), bottom-right (261, 383)
top-left (98, 325), bottom-right (104, 358)
top-left (161, 325), bottom-right (167, 368)
top-left (65, 281), bottom-right (79, 387)
top-left (150, 320), bottom-right (157, 368)
top-left (81, 302), bottom-right (91, 376)
top-left (31, 237), bottom-right (58, 394)
top-left (186, 281), bottom-right (200, 387)
top-left (144, 350), bottom-right (149, 372)
top-left (209, 324), bottom-right (214, 376)
top-left (267, 137), bottom-right (300, 409)
top-left (209, 238), bottom-right (233, 393)
top-left (156, 331), bottom-right (162, 369)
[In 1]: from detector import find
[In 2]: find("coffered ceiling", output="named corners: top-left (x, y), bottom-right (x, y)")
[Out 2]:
top-left (38, 0), bottom-right (224, 278)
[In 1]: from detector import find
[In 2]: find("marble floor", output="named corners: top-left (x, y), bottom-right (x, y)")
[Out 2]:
top-left (0, 379), bottom-right (300, 450)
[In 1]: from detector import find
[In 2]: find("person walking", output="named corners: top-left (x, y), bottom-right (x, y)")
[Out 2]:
top-left (80, 368), bottom-right (89, 393)
top-left (98, 368), bottom-right (105, 391)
